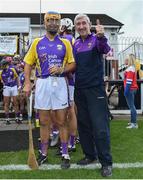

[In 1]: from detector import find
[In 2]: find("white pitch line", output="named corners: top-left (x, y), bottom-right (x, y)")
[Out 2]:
top-left (0, 162), bottom-right (143, 170)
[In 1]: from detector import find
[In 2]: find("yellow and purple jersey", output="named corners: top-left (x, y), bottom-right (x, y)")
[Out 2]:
top-left (61, 34), bottom-right (75, 86)
top-left (0, 66), bottom-right (18, 87)
top-left (24, 35), bottom-right (74, 78)
top-left (62, 34), bottom-right (75, 46)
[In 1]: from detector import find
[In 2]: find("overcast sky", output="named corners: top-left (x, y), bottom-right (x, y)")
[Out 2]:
top-left (1, 0), bottom-right (143, 37)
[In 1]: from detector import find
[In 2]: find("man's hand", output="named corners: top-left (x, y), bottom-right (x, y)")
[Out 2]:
top-left (95, 19), bottom-right (104, 37)
top-left (49, 65), bottom-right (64, 75)
top-left (23, 82), bottom-right (31, 97)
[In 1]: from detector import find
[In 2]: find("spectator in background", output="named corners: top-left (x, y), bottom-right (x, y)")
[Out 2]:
top-left (59, 18), bottom-right (77, 152)
top-left (12, 54), bottom-right (22, 74)
top-left (0, 56), bottom-right (21, 124)
top-left (124, 54), bottom-right (138, 129)
top-left (18, 62), bottom-right (26, 121)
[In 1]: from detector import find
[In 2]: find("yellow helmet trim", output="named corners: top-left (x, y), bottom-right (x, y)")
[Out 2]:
top-left (44, 11), bottom-right (61, 20)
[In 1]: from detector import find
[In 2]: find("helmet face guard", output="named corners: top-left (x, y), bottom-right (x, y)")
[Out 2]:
top-left (13, 55), bottom-right (21, 65)
top-left (60, 18), bottom-right (73, 32)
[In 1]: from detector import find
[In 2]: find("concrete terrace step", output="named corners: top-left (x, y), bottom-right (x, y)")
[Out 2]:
top-left (0, 120), bottom-right (35, 131)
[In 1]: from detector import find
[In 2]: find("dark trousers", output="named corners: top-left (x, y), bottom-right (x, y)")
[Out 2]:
top-left (74, 86), bottom-right (112, 166)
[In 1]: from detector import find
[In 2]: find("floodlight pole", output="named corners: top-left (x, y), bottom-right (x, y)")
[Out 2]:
top-left (40, 0), bottom-right (42, 37)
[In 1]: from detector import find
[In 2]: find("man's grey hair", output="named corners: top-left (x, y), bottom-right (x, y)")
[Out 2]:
top-left (74, 13), bottom-right (91, 25)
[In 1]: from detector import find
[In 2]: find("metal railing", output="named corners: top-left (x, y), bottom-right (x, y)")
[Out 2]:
top-left (105, 36), bottom-right (143, 80)
top-left (117, 36), bottom-right (143, 63)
